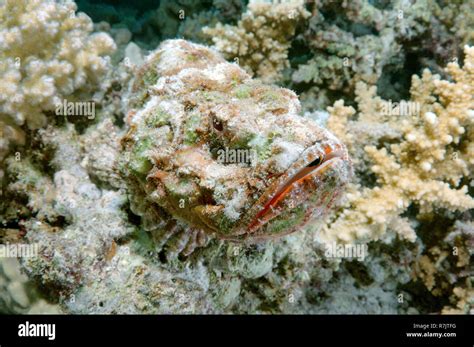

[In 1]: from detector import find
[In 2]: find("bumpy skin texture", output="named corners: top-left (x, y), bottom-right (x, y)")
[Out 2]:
top-left (120, 40), bottom-right (352, 255)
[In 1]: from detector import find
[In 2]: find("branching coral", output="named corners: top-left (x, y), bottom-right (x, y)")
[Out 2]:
top-left (203, 0), bottom-right (310, 83)
top-left (314, 46), bottom-right (474, 313)
top-left (202, 0), bottom-right (473, 110)
top-left (296, 0), bottom-right (474, 110)
top-left (435, 0), bottom-right (474, 50)
top-left (442, 286), bottom-right (473, 314)
top-left (321, 45), bottom-right (474, 245)
top-left (0, 0), bottom-right (116, 178)
top-left (410, 218), bottom-right (473, 313)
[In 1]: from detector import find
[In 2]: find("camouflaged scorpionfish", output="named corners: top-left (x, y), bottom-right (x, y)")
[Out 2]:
top-left (120, 40), bottom-right (352, 257)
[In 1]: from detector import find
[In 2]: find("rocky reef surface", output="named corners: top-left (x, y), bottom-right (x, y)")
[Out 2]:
top-left (0, 0), bottom-right (472, 314)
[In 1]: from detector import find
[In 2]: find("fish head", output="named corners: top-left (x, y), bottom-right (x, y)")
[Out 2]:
top-left (122, 39), bottom-right (353, 245)
top-left (230, 127), bottom-right (353, 242)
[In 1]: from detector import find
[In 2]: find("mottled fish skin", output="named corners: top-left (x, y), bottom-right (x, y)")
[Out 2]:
top-left (120, 39), bottom-right (352, 254)
top-left (245, 142), bottom-right (350, 239)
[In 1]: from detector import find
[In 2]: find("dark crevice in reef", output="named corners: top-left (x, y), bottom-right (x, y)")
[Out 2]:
top-left (29, 130), bottom-right (57, 181)
top-left (305, 287), bottom-right (329, 305)
top-left (47, 215), bottom-right (69, 230)
top-left (112, 113), bottom-right (125, 128)
top-left (46, 110), bottom-right (64, 128)
top-left (0, 219), bottom-right (23, 230)
top-left (289, 80), bottom-right (313, 97)
top-left (30, 277), bottom-right (73, 306)
top-left (344, 260), bottom-right (374, 287)
top-left (87, 171), bottom-right (120, 192)
top-left (394, 208), bottom-right (469, 313)
top-left (123, 203), bottom-right (142, 228)
top-left (377, 238), bottom-right (418, 264)
top-left (318, 6), bottom-right (379, 37)
top-left (376, 62), bottom-right (410, 101)
top-left (376, 135), bottom-right (402, 149)
top-left (1, 132), bottom-right (54, 220)
top-left (416, 213), bottom-right (457, 249)
top-left (242, 278), bottom-right (279, 313)
top-left (402, 50), bottom-right (429, 82)
top-left (274, 255), bottom-right (291, 277)
top-left (354, 164), bottom-right (378, 189)
top-left (377, 15), bottom-right (463, 102)
top-left (370, 0), bottom-right (394, 11)
top-left (47, 109), bottom-right (98, 136)
top-left (0, 219), bottom-right (26, 244)
top-left (349, 22), bottom-right (379, 37)
top-left (286, 5), bottom-right (314, 73)
top-left (288, 35), bottom-right (312, 68)
top-left (376, 49), bottom-right (428, 101)
top-left (0, 192), bottom-right (30, 222)
top-left (398, 280), bottom-right (450, 314)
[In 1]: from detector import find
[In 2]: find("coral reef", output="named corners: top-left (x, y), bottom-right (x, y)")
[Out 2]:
top-left (203, 0), bottom-right (474, 111)
top-left (0, 258), bottom-right (61, 314)
top-left (318, 45), bottom-right (474, 313)
top-left (0, 0), bottom-right (116, 179)
top-left (203, 0), bottom-right (310, 83)
top-left (6, 123), bottom-right (136, 305)
top-left (295, 0), bottom-right (474, 109)
top-left (322, 45), bottom-right (474, 244)
top-left (0, 0), bottom-right (472, 316)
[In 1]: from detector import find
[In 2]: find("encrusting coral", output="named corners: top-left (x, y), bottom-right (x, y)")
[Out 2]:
top-left (0, 0), bottom-right (116, 179)
top-left (203, 0), bottom-right (310, 83)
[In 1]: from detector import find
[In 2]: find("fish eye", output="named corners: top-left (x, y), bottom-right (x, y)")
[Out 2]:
top-left (212, 118), bottom-right (223, 131)
top-left (307, 155), bottom-right (324, 168)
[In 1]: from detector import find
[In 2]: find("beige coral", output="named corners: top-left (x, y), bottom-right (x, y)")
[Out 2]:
top-left (0, 0), bottom-right (116, 178)
top-left (203, 0), bottom-right (310, 83)
top-left (436, 0), bottom-right (474, 48)
top-left (442, 285), bottom-right (473, 314)
top-left (319, 45), bottom-right (474, 245)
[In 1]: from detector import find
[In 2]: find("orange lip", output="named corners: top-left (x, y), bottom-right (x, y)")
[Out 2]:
top-left (248, 146), bottom-right (345, 232)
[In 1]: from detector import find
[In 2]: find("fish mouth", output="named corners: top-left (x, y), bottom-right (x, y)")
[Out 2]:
top-left (239, 139), bottom-right (352, 241)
